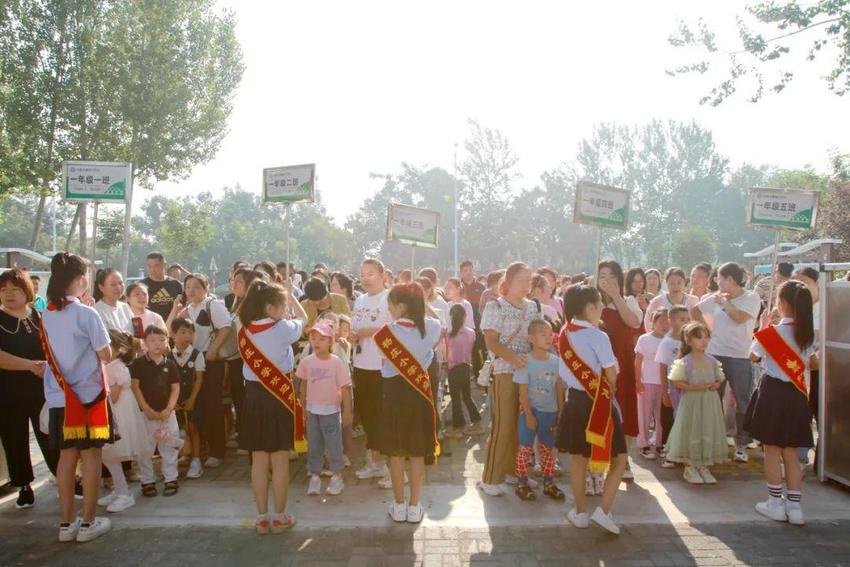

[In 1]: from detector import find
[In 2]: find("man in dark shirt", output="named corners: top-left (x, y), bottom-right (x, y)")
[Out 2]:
top-left (142, 252), bottom-right (183, 321)
top-left (459, 260), bottom-right (486, 375)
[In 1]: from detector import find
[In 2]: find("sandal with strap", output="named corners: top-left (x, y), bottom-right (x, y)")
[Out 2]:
top-left (515, 483), bottom-right (536, 501)
top-left (271, 514), bottom-right (296, 534)
top-left (163, 481), bottom-right (179, 497)
top-left (543, 481), bottom-right (565, 501)
top-left (255, 518), bottom-right (270, 535)
top-left (141, 483), bottom-right (158, 497)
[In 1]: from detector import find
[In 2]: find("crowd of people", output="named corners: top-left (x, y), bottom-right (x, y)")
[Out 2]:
top-left (0, 250), bottom-right (828, 541)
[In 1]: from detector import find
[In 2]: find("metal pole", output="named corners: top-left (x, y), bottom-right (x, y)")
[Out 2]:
top-left (411, 244), bottom-right (416, 275)
top-left (91, 201), bottom-right (99, 293)
top-left (453, 142), bottom-right (459, 277)
top-left (120, 169), bottom-right (134, 278)
top-left (766, 229), bottom-right (780, 313)
top-left (285, 203), bottom-right (291, 285)
top-left (51, 190), bottom-right (57, 254)
top-left (594, 226), bottom-right (602, 272)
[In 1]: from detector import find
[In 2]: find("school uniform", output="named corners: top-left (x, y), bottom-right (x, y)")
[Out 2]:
top-left (42, 296), bottom-right (115, 451)
top-left (351, 290), bottom-right (391, 451)
top-left (744, 318), bottom-right (814, 448)
top-left (169, 345), bottom-right (206, 426)
top-left (240, 318), bottom-right (302, 453)
top-left (377, 318), bottom-right (442, 464)
top-left (130, 355), bottom-right (181, 484)
top-left (555, 319), bottom-right (627, 458)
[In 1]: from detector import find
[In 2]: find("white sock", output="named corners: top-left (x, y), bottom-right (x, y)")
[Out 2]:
top-left (105, 461), bottom-right (130, 497)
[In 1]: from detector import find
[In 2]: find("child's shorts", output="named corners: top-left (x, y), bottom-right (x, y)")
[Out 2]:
top-left (517, 408), bottom-right (558, 447)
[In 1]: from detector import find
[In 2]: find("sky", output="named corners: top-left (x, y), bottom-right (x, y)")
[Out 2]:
top-left (152, 1), bottom-right (850, 224)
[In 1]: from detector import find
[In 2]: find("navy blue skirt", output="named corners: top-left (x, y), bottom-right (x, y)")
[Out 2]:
top-left (744, 375), bottom-right (813, 448)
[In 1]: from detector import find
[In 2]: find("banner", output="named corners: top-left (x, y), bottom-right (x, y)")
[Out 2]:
top-left (262, 164), bottom-right (316, 204)
top-left (573, 181), bottom-right (630, 230)
top-left (747, 187), bottom-right (819, 230)
top-left (386, 203), bottom-right (440, 248)
top-left (62, 161), bottom-right (132, 203)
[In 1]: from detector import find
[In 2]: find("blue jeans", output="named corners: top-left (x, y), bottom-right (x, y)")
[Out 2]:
top-left (517, 409), bottom-right (557, 449)
top-left (716, 355), bottom-right (754, 448)
top-left (307, 411), bottom-right (344, 475)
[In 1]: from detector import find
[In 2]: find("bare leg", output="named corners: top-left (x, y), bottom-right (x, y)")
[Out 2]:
top-left (601, 453), bottom-right (628, 513)
top-left (189, 423), bottom-right (201, 458)
top-left (79, 447), bottom-right (103, 523)
top-left (251, 451), bottom-right (270, 515)
top-left (764, 445), bottom-right (783, 486)
top-left (408, 457), bottom-right (425, 506)
top-left (389, 456), bottom-right (406, 503)
top-left (269, 451), bottom-right (290, 514)
top-left (570, 455), bottom-right (588, 513)
top-left (57, 448), bottom-right (80, 523)
top-left (782, 447), bottom-right (803, 492)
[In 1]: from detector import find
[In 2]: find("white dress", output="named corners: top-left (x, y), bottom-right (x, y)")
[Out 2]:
top-left (102, 360), bottom-right (152, 462)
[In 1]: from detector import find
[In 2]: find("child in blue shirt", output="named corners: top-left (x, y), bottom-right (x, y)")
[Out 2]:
top-left (513, 319), bottom-right (565, 501)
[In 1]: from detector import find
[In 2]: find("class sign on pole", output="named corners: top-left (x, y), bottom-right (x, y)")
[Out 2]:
top-left (386, 203), bottom-right (440, 274)
top-left (746, 187), bottom-right (819, 230)
top-left (262, 163), bottom-right (316, 204)
top-left (573, 181), bottom-right (631, 270)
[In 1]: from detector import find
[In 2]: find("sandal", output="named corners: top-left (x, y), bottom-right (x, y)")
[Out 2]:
top-left (543, 481), bottom-right (565, 501)
top-left (515, 483), bottom-right (536, 501)
top-left (141, 483), bottom-right (158, 497)
top-left (255, 518), bottom-right (270, 535)
top-left (271, 514), bottom-right (296, 534)
top-left (163, 481), bottom-right (179, 497)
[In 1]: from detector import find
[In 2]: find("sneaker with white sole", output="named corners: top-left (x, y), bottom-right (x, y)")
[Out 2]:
top-left (756, 499), bottom-right (788, 522)
top-left (307, 475), bottom-right (322, 496)
top-left (356, 462), bottom-right (388, 480)
top-left (343, 455), bottom-right (351, 468)
top-left (378, 472), bottom-right (407, 489)
top-left (683, 466), bottom-right (705, 484)
top-left (504, 474), bottom-right (519, 485)
top-left (15, 486), bottom-right (34, 509)
top-left (389, 501), bottom-right (407, 522)
top-left (639, 447), bottom-right (657, 460)
top-left (320, 469), bottom-right (334, 477)
top-left (97, 491), bottom-right (118, 507)
top-left (697, 467), bottom-right (717, 484)
top-left (186, 458), bottom-right (204, 479)
top-left (567, 508), bottom-right (589, 529)
top-left (406, 503), bottom-right (424, 523)
top-left (76, 517), bottom-right (112, 542)
top-left (106, 494), bottom-right (135, 513)
top-left (733, 449), bottom-right (748, 463)
top-left (786, 504), bottom-right (805, 526)
top-left (478, 482), bottom-right (504, 497)
top-left (326, 475), bottom-right (344, 495)
top-left (661, 459), bottom-right (677, 469)
top-left (204, 457), bottom-right (222, 468)
top-left (590, 506), bottom-right (620, 535)
top-left (58, 518), bottom-right (81, 542)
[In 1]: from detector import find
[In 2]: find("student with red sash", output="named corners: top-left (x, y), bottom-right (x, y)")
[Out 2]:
top-left (746, 280), bottom-right (817, 526)
top-left (555, 284), bottom-right (628, 535)
top-left (375, 282), bottom-right (441, 524)
top-left (237, 280), bottom-right (308, 535)
top-left (42, 253), bottom-right (113, 543)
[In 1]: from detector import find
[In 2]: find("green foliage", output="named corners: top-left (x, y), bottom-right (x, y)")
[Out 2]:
top-left (95, 208), bottom-right (126, 264)
top-left (672, 225), bottom-right (718, 270)
top-left (158, 198), bottom-right (214, 266)
top-left (668, 1), bottom-right (850, 105)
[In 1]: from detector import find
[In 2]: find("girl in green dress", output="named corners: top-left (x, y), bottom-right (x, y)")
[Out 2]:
top-left (664, 322), bottom-right (728, 484)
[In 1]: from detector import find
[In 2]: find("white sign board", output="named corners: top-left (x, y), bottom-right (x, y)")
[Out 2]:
top-left (386, 203), bottom-right (440, 248)
top-left (747, 187), bottom-right (819, 230)
top-left (62, 161), bottom-right (132, 203)
top-left (262, 164), bottom-right (315, 204)
top-left (573, 181), bottom-right (630, 229)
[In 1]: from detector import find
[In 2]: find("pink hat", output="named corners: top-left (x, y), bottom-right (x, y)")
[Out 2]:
top-left (309, 319), bottom-right (335, 338)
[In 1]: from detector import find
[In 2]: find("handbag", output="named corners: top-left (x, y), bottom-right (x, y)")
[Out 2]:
top-left (207, 298), bottom-right (239, 360)
top-left (476, 359), bottom-right (493, 387)
top-left (39, 402), bottom-right (50, 435)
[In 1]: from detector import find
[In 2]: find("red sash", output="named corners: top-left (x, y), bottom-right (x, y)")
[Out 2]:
top-left (238, 326), bottom-right (307, 452)
top-left (754, 325), bottom-right (808, 397)
top-left (374, 323), bottom-right (440, 458)
top-left (558, 322), bottom-right (613, 473)
top-left (40, 307), bottom-right (111, 440)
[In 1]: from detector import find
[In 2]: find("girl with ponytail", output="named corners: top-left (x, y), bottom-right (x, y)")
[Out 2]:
top-left (445, 304), bottom-right (482, 438)
top-left (746, 280), bottom-right (817, 526)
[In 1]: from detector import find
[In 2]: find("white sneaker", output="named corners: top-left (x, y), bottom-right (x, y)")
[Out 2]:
top-left (786, 504), bottom-right (805, 526)
top-left (683, 466), bottom-right (705, 484)
top-left (727, 437), bottom-right (735, 447)
top-left (697, 467), bottom-right (716, 484)
top-left (326, 474), bottom-right (344, 495)
top-left (97, 491), bottom-right (117, 507)
top-left (307, 475), bottom-right (322, 496)
top-left (389, 501), bottom-right (407, 522)
top-left (378, 472), bottom-right (407, 489)
top-left (356, 462), bottom-right (387, 480)
top-left (355, 463), bottom-right (376, 479)
top-left (343, 455), bottom-right (351, 468)
top-left (478, 482), bottom-right (504, 497)
top-left (593, 473), bottom-right (605, 495)
top-left (661, 459), bottom-right (677, 469)
top-left (203, 457), bottom-right (222, 468)
top-left (320, 469), bottom-right (334, 477)
top-left (106, 494), bottom-right (135, 513)
top-left (186, 458), bottom-right (204, 479)
top-left (756, 499), bottom-right (788, 522)
top-left (733, 449), bottom-right (748, 463)
top-left (590, 506), bottom-right (620, 535)
top-left (504, 474), bottom-right (519, 485)
top-left (76, 517), bottom-right (112, 542)
top-left (58, 518), bottom-right (81, 542)
top-left (406, 503), bottom-right (424, 523)
top-left (567, 508), bottom-right (589, 529)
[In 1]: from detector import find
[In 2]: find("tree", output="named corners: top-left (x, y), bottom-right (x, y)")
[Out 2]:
top-left (157, 197), bottom-right (214, 267)
top-left (668, 1), bottom-right (850, 105)
top-left (671, 224), bottom-right (718, 270)
top-left (95, 208), bottom-right (126, 266)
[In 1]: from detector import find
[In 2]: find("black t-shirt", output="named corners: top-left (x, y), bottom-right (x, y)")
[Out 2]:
top-left (142, 277), bottom-right (183, 320)
top-left (130, 355), bottom-right (180, 412)
top-left (0, 309), bottom-right (45, 404)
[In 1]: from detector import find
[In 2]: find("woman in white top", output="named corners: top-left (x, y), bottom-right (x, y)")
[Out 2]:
top-left (529, 273), bottom-right (561, 325)
top-left (691, 262), bottom-right (762, 463)
top-left (93, 269), bottom-right (135, 337)
top-left (644, 267), bottom-right (699, 332)
top-left (125, 283), bottom-right (167, 344)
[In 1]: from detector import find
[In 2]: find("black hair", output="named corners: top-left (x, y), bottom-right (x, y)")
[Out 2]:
top-left (304, 277), bottom-right (329, 302)
top-left (449, 303), bottom-right (466, 338)
top-left (694, 262), bottom-right (712, 275)
top-left (680, 322), bottom-right (710, 358)
top-left (779, 280), bottom-right (814, 351)
top-left (717, 262), bottom-right (746, 287)
top-left (795, 267), bottom-right (819, 283)
top-left (528, 318), bottom-right (552, 336)
top-left (238, 280), bottom-right (287, 326)
top-left (388, 283), bottom-right (427, 338)
top-left (777, 262), bottom-right (794, 278)
top-left (170, 317), bottom-right (195, 334)
top-left (125, 281), bottom-right (148, 301)
top-left (597, 259), bottom-right (625, 302)
top-left (144, 325), bottom-right (168, 338)
top-left (254, 261), bottom-right (281, 283)
top-left (708, 267), bottom-right (719, 292)
top-left (563, 284), bottom-right (602, 322)
top-left (108, 329), bottom-right (137, 365)
top-left (649, 307), bottom-right (669, 324)
top-left (331, 272), bottom-right (355, 300)
top-left (664, 266), bottom-right (687, 282)
top-left (146, 252), bottom-right (165, 262)
top-left (624, 267), bottom-right (646, 297)
top-left (184, 272), bottom-right (210, 290)
top-left (46, 253), bottom-right (88, 310)
top-left (93, 268), bottom-right (121, 302)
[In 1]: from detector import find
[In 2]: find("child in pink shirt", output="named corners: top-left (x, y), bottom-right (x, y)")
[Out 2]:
top-left (444, 304), bottom-right (482, 438)
top-left (296, 320), bottom-right (352, 496)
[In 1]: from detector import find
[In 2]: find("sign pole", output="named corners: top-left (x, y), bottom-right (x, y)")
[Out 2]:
top-left (285, 203), bottom-right (292, 286)
top-left (594, 226), bottom-right (602, 272)
top-left (411, 244), bottom-right (416, 275)
top-left (766, 229), bottom-right (780, 314)
top-left (453, 143), bottom-right (459, 277)
top-left (91, 202), bottom-right (99, 294)
top-left (120, 170), bottom-right (133, 277)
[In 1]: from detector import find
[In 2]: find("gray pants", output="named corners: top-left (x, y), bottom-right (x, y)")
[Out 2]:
top-left (307, 411), bottom-right (344, 475)
top-left (716, 355), bottom-right (754, 449)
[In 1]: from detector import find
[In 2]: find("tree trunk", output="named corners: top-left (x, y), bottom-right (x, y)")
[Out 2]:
top-left (79, 203), bottom-right (87, 255)
top-left (65, 204), bottom-right (81, 252)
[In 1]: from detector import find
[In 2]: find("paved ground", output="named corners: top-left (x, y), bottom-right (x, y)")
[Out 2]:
top-left (2, 386), bottom-right (850, 566)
